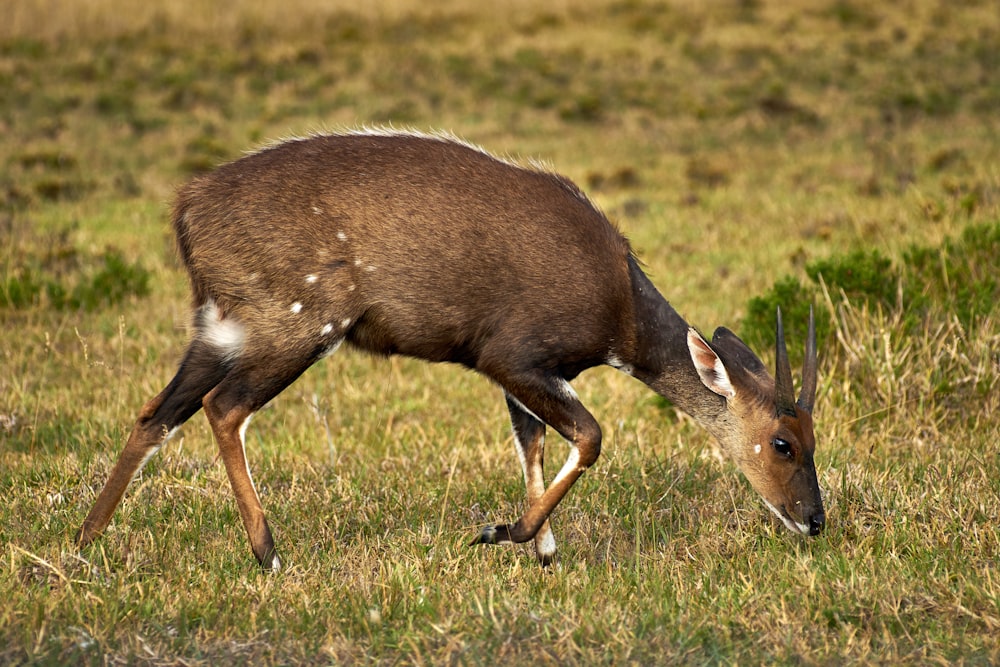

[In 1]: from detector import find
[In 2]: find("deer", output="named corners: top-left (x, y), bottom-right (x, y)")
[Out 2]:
top-left (76, 129), bottom-right (824, 570)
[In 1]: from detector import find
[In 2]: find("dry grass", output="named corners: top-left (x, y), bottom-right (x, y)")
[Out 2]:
top-left (2, 0), bottom-right (999, 664)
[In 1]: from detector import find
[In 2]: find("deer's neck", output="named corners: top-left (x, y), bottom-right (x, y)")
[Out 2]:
top-left (622, 256), bottom-right (727, 429)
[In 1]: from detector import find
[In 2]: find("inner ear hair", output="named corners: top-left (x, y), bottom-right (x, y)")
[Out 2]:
top-left (687, 329), bottom-right (736, 399)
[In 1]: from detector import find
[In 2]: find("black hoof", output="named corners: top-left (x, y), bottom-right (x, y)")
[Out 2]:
top-left (470, 524), bottom-right (512, 546)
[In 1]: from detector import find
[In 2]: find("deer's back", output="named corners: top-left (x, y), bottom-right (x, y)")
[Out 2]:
top-left (174, 131), bottom-right (636, 374)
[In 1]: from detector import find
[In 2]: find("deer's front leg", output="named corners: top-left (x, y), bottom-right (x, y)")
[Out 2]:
top-left (504, 393), bottom-right (557, 566)
top-left (472, 375), bottom-right (601, 566)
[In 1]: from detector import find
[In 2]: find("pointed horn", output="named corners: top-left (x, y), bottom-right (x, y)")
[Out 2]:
top-left (797, 305), bottom-right (817, 414)
top-left (774, 306), bottom-right (797, 416)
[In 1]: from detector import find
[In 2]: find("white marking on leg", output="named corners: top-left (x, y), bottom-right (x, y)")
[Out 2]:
top-left (236, 413), bottom-right (262, 505)
top-left (198, 299), bottom-right (245, 361)
top-left (558, 379), bottom-right (578, 401)
top-left (517, 429), bottom-right (547, 501)
top-left (512, 429), bottom-right (530, 486)
top-left (550, 447), bottom-right (583, 488)
top-left (135, 424), bottom-right (182, 475)
top-left (136, 443), bottom-right (163, 477)
top-left (536, 528), bottom-right (557, 559)
top-left (290, 302), bottom-right (303, 314)
top-left (236, 413), bottom-right (281, 571)
top-left (507, 395), bottom-right (542, 424)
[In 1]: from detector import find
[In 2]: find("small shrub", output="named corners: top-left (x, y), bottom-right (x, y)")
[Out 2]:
top-left (1, 267), bottom-right (45, 309)
top-left (1, 246), bottom-right (151, 312)
top-left (33, 176), bottom-right (96, 202)
top-left (903, 222), bottom-right (1000, 330)
top-left (17, 150), bottom-right (78, 171)
top-left (68, 249), bottom-right (151, 310)
top-left (742, 275), bottom-right (824, 365)
top-left (685, 156), bottom-right (730, 189)
top-left (740, 221), bottom-right (1000, 361)
top-left (559, 92), bottom-right (605, 123)
top-left (806, 249), bottom-right (903, 309)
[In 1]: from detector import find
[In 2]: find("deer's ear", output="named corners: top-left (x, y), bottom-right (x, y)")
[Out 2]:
top-left (711, 327), bottom-right (768, 379)
top-left (687, 328), bottom-right (736, 399)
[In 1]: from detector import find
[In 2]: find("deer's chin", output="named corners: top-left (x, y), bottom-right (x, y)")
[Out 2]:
top-left (763, 499), bottom-right (811, 535)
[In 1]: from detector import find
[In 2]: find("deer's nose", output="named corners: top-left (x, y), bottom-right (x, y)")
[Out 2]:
top-left (808, 512), bottom-right (825, 536)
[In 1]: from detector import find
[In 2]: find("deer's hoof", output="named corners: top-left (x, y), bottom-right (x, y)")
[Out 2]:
top-left (256, 550), bottom-right (282, 572)
top-left (470, 524), bottom-right (512, 546)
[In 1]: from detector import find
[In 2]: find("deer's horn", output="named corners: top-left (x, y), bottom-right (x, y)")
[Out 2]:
top-left (774, 307), bottom-right (797, 417)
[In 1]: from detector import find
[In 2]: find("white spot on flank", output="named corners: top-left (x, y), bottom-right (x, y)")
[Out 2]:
top-left (754, 443), bottom-right (762, 455)
top-left (347, 284), bottom-right (356, 292)
top-left (365, 265), bottom-right (376, 272)
top-left (312, 206), bottom-right (322, 215)
top-left (336, 231), bottom-right (347, 241)
top-left (305, 274), bottom-right (318, 284)
top-left (290, 302), bottom-right (303, 314)
top-left (354, 258), bottom-right (363, 267)
top-left (340, 318), bottom-right (352, 329)
top-left (198, 299), bottom-right (245, 361)
top-left (321, 323), bottom-right (333, 336)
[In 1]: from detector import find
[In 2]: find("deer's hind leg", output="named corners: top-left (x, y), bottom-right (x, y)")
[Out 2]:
top-left (200, 312), bottom-right (353, 570)
top-left (77, 337), bottom-right (233, 548)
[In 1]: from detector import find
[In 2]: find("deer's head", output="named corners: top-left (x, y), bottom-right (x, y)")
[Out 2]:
top-left (687, 308), bottom-right (824, 536)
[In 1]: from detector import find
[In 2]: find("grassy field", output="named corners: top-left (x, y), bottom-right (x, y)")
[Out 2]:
top-left (2, 0), bottom-right (999, 663)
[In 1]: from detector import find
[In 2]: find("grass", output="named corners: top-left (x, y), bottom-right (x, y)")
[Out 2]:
top-left (2, 0), bottom-right (1000, 663)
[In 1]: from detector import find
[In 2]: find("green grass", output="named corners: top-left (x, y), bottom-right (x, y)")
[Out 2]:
top-left (2, 0), bottom-right (1000, 663)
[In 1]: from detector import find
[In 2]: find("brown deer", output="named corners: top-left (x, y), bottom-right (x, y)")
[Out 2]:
top-left (76, 129), bottom-right (823, 569)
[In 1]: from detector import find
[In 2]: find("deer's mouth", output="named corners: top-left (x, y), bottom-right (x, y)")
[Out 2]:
top-left (763, 499), bottom-right (813, 535)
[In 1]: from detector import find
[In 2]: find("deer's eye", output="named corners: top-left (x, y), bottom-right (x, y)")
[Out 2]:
top-left (771, 437), bottom-right (793, 457)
